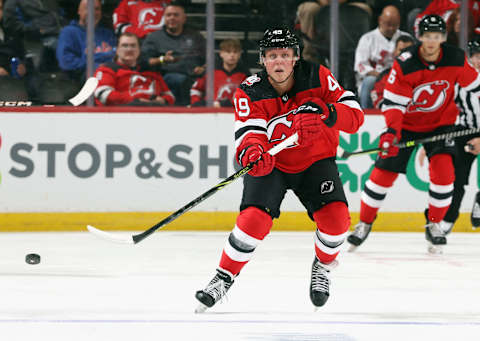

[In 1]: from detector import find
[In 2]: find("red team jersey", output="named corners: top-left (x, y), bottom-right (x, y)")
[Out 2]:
top-left (113, 0), bottom-right (171, 38)
top-left (94, 61), bottom-right (175, 106)
top-left (382, 43), bottom-right (480, 133)
top-left (234, 60), bottom-right (364, 173)
top-left (190, 64), bottom-right (248, 106)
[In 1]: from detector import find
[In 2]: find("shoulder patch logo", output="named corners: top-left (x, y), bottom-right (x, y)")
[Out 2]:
top-left (398, 51), bottom-right (412, 62)
top-left (242, 74), bottom-right (261, 86)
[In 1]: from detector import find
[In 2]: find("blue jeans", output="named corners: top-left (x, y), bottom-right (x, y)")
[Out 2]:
top-left (359, 75), bottom-right (377, 109)
top-left (163, 72), bottom-right (189, 105)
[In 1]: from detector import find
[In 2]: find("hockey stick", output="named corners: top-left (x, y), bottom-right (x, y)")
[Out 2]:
top-left (87, 133), bottom-right (299, 244)
top-left (338, 127), bottom-right (480, 159)
top-left (68, 77), bottom-right (99, 106)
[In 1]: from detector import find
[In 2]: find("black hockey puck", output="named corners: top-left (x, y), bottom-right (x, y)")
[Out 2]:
top-left (25, 253), bottom-right (41, 265)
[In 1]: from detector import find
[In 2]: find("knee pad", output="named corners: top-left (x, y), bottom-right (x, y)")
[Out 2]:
top-left (235, 206), bottom-right (273, 240)
top-left (369, 167), bottom-right (398, 187)
top-left (313, 201), bottom-right (350, 236)
top-left (429, 154), bottom-right (454, 184)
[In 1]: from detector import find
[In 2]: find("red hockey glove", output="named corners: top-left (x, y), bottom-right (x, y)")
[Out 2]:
top-left (294, 99), bottom-right (337, 146)
top-left (378, 128), bottom-right (399, 159)
top-left (240, 144), bottom-right (275, 177)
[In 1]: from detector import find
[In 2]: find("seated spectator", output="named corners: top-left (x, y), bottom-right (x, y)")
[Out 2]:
top-left (56, 0), bottom-right (115, 81)
top-left (446, 8), bottom-right (476, 47)
top-left (141, 1), bottom-right (206, 105)
top-left (3, 0), bottom-right (66, 72)
top-left (295, 1), bottom-right (326, 65)
top-left (354, 5), bottom-right (409, 108)
top-left (94, 32), bottom-right (174, 106)
top-left (190, 39), bottom-right (248, 107)
top-left (0, 0), bottom-right (28, 100)
top-left (370, 34), bottom-right (415, 109)
top-left (113, 0), bottom-right (171, 39)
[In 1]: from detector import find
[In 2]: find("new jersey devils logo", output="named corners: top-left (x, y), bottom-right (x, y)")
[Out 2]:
top-left (267, 110), bottom-right (296, 146)
top-left (407, 80), bottom-right (450, 113)
top-left (130, 75), bottom-right (155, 96)
top-left (138, 8), bottom-right (163, 30)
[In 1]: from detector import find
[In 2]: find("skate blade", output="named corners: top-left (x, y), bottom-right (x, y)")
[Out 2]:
top-left (347, 244), bottom-right (358, 253)
top-left (194, 303), bottom-right (208, 314)
top-left (427, 243), bottom-right (443, 255)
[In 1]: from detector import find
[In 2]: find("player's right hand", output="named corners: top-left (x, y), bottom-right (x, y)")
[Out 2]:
top-left (240, 144), bottom-right (275, 177)
top-left (379, 128), bottom-right (399, 159)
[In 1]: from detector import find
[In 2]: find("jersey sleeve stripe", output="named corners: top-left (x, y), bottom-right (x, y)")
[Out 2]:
top-left (94, 85), bottom-right (113, 105)
top-left (384, 89), bottom-right (411, 105)
top-left (462, 73), bottom-right (480, 91)
top-left (337, 91), bottom-right (362, 110)
top-left (235, 129), bottom-right (268, 149)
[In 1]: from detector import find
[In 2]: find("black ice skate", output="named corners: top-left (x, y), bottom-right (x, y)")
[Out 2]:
top-left (310, 257), bottom-right (337, 309)
top-left (347, 221), bottom-right (372, 252)
top-left (195, 268), bottom-right (234, 313)
top-left (471, 191), bottom-right (480, 228)
top-left (425, 221), bottom-right (447, 254)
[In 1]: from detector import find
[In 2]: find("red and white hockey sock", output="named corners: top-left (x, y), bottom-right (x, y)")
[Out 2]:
top-left (219, 206), bottom-right (272, 276)
top-left (360, 167), bottom-right (398, 223)
top-left (313, 202), bottom-right (350, 264)
top-left (428, 154), bottom-right (454, 222)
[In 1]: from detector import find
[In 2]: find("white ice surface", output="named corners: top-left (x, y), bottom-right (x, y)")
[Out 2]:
top-left (0, 231), bottom-right (479, 341)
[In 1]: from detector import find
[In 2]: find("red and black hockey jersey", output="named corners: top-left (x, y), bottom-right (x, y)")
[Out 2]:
top-left (94, 60), bottom-right (175, 106)
top-left (113, 0), bottom-right (171, 38)
top-left (382, 43), bottom-right (480, 133)
top-left (234, 60), bottom-right (364, 173)
top-left (190, 62), bottom-right (248, 107)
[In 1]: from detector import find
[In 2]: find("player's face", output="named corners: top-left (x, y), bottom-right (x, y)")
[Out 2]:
top-left (263, 48), bottom-right (297, 83)
top-left (470, 53), bottom-right (480, 71)
top-left (117, 36), bottom-right (140, 66)
top-left (220, 49), bottom-right (242, 67)
top-left (419, 32), bottom-right (445, 58)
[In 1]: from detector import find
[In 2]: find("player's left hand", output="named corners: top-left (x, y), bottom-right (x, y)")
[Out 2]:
top-left (294, 99), bottom-right (336, 146)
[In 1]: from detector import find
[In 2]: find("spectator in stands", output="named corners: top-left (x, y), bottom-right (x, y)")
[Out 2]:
top-left (3, 0), bottom-right (66, 72)
top-left (446, 8), bottom-right (476, 47)
top-left (190, 38), bottom-right (248, 107)
top-left (113, 0), bottom-right (171, 39)
top-left (0, 0), bottom-right (26, 80)
top-left (0, 0), bottom-right (29, 101)
top-left (354, 5), bottom-right (409, 109)
top-left (295, 1), bottom-right (326, 65)
top-left (56, 0), bottom-right (115, 81)
top-left (94, 32), bottom-right (174, 106)
top-left (370, 35), bottom-right (415, 109)
top-left (141, 1), bottom-right (206, 105)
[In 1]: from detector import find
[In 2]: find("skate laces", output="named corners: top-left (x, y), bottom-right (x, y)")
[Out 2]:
top-left (203, 272), bottom-right (233, 304)
top-left (427, 222), bottom-right (445, 238)
top-left (311, 261), bottom-right (330, 293)
top-left (352, 222), bottom-right (371, 238)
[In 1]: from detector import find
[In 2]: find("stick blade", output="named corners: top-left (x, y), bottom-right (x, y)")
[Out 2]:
top-left (69, 77), bottom-right (99, 106)
top-left (86, 225), bottom-right (135, 244)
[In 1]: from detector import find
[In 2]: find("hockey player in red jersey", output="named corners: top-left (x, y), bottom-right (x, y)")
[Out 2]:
top-left (347, 15), bottom-right (480, 254)
top-left (194, 28), bottom-right (364, 312)
top-left (94, 33), bottom-right (175, 106)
